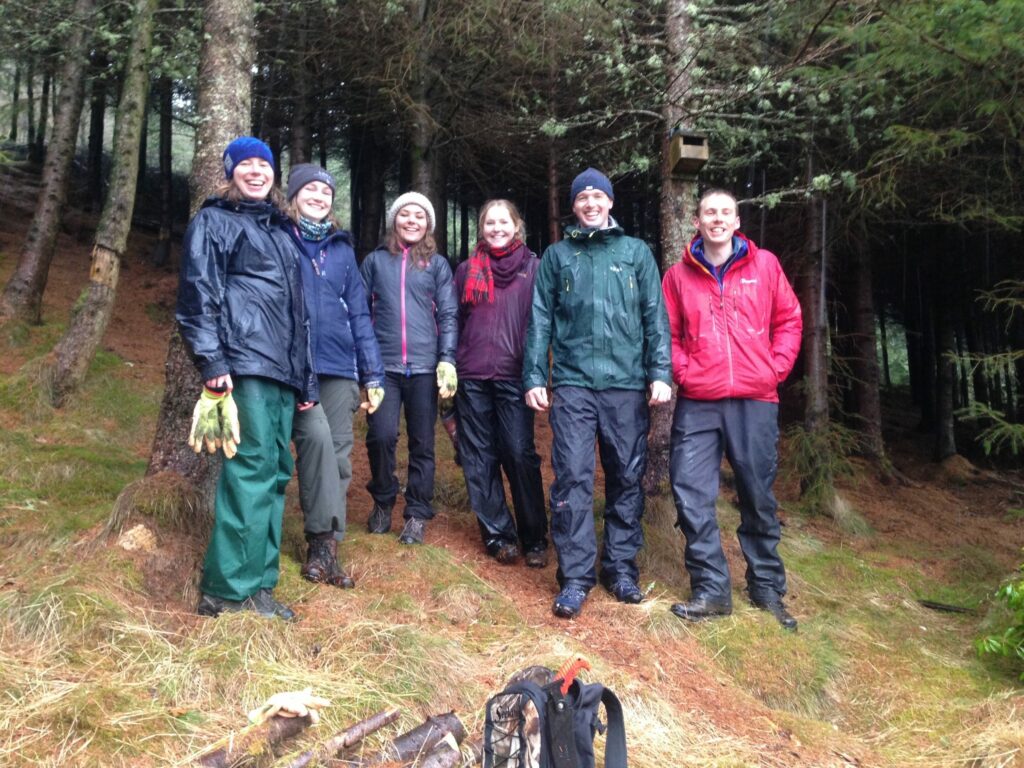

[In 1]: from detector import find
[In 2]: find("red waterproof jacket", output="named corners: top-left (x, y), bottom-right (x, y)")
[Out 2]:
top-left (661, 232), bottom-right (802, 403)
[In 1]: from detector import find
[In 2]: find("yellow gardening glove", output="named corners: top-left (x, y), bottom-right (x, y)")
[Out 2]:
top-left (436, 361), bottom-right (457, 399)
top-left (188, 387), bottom-right (226, 454)
top-left (247, 687), bottom-right (331, 725)
top-left (218, 392), bottom-right (241, 459)
top-left (361, 385), bottom-right (385, 415)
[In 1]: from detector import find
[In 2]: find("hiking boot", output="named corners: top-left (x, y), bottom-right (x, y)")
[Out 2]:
top-left (753, 599), bottom-right (798, 631)
top-left (367, 503), bottom-right (392, 534)
top-left (301, 533), bottom-right (355, 589)
top-left (197, 592), bottom-right (242, 617)
top-left (670, 596), bottom-right (733, 622)
top-left (242, 589), bottom-right (297, 621)
top-left (398, 517), bottom-right (426, 545)
top-left (604, 575), bottom-right (644, 604)
top-left (524, 546), bottom-right (549, 569)
top-left (552, 584), bottom-right (589, 619)
top-left (486, 538), bottom-right (520, 564)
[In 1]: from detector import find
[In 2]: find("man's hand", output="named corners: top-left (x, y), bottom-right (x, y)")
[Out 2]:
top-left (361, 385), bottom-right (385, 415)
top-left (205, 374), bottom-right (233, 392)
top-left (188, 387), bottom-right (226, 454)
top-left (648, 380), bottom-right (672, 406)
top-left (436, 362), bottom-right (458, 399)
top-left (525, 387), bottom-right (550, 412)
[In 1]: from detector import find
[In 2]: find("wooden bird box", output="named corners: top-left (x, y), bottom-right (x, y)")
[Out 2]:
top-left (669, 130), bottom-right (709, 176)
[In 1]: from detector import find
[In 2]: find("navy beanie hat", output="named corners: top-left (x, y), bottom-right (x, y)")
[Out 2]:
top-left (223, 136), bottom-right (275, 179)
top-left (570, 167), bottom-right (614, 205)
top-left (286, 164), bottom-right (336, 201)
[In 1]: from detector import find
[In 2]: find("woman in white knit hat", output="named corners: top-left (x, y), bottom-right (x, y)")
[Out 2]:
top-left (358, 192), bottom-right (458, 545)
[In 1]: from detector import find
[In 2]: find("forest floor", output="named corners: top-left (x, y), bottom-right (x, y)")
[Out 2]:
top-left (1, 170), bottom-right (1023, 767)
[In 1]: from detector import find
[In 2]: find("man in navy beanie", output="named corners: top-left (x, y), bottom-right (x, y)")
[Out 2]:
top-left (523, 167), bottom-right (672, 619)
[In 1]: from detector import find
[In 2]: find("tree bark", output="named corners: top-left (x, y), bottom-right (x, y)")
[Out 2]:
top-left (87, 53), bottom-right (109, 212)
top-left (288, 13), bottom-right (312, 167)
top-left (144, 0), bottom-right (256, 515)
top-left (351, 712), bottom-right (466, 766)
top-left (546, 142), bottom-right (560, 245)
top-left (848, 227), bottom-right (887, 464)
top-left (48, 0), bottom-right (158, 406)
top-left (934, 309), bottom-right (957, 460)
top-left (0, 0), bottom-right (95, 324)
top-left (30, 67), bottom-right (50, 164)
top-left (282, 708), bottom-right (401, 768)
top-left (644, 0), bottom-right (695, 496)
top-left (26, 59), bottom-right (35, 149)
top-left (198, 714), bottom-right (313, 768)
top-left (150, 75), bottom-right (174, 267)
top-left (8, 64), bottom-right (19, 141)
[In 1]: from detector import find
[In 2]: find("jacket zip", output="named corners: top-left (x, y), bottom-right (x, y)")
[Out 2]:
top-left (400, 247), bottom-right (409, 375)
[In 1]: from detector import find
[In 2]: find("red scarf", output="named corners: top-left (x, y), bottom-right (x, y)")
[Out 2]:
top-left (462, 239), bottom-right (524, 305)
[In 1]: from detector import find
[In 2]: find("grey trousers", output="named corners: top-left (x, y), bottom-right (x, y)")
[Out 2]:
top-left (669, 397), bottom-right (786, 604)
top-left (292, 376), bottom-right (361, 541)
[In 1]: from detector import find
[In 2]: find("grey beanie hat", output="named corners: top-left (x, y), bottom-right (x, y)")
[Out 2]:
top-left (286, 163), bottom-right (336, 201)
top-left (386, 192), bottom-right (435, 234)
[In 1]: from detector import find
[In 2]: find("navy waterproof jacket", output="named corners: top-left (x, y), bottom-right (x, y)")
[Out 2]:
top-left (288, 227), bottom-right (384, 386)
top-left (454, 246), bottom-right (538, 381)
top-left (176, 197), bottom-right (317, 401)
top-left (359, 246), bottom-right (457, 375)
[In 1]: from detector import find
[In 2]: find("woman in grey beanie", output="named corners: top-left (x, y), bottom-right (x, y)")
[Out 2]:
top-left (359, 192), bottom-right (458, 545)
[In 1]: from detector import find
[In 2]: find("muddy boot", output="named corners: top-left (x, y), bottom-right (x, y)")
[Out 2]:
top-left (301, 533), bottom-right (355, 589)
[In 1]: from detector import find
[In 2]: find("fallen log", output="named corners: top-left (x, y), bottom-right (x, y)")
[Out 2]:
top-left (197, 714), bottom-right (312, 767)
top-left (335, 711), bottom-right (466, 766)
top-left (418, 743), bottom-right (461, 768)
top-left (279, 708), bottom-right (402, 768)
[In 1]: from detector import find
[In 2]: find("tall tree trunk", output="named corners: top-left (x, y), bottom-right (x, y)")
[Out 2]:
top-left (48, 0), bottom-right (157, 406)
top-left (30, 68), bottom-right (51, 164)
top-left (288, 13), bottom-right (311, 166)
top-left (800, 155), bottom-right (834, 510)
top-left (934, 310), bottom-right (957, 460)
top-left (146, 0), bottom-right (256, 515)
top-left (644, 0), bottom-right (695, 495)
top-left (0, 0), bottom-right (95, 324)
top-left (848, 227), bottom-right (887, 465)
top-left (459, 194), bottom-right (469, 263)
top-left (87, 54), bottom-right (109, 212)
top-left (150, 75), bottom-right (174, 267)
top-left (878, 304), bottom-right (891, 388)
top-left (26, 60), bottom-right (36, 149)
top-left (136, 82), bottom-right (150, 191)
top-left (546, 142), bottom-right (560, 245)
top-left (8, 64), bottom-right (19, 141)
top-left (352, 118), bottom-right (387, 259)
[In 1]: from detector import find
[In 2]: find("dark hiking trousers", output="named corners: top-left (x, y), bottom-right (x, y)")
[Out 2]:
top-left (669, 397), bottom-right (786, 604)
top-left (293, 377), bottom-right (360, 541)
top-left (201, 376), bottom-right (295, 601)
top-left (366, 371), bottom-right (437, 520)
top-left (456, 379), bottom-right (547, 551)
top-left (549, 387), bottom-right (649, 589)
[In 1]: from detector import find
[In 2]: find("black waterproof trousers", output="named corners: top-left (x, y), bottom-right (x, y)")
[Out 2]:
top-left (669, 397), bottom-right (786, 604)
top-left (548, 387), bottom-right (649, 589)
top-left (456, 379), bottom-right (547, 552)
top-left (366, 371), bottom-right (437, 520)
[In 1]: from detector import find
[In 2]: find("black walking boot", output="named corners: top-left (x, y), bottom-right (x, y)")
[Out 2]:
top-left (302, 533), bottom-right (355, 588)
top-left (367, 503), bottom-right (392, 534)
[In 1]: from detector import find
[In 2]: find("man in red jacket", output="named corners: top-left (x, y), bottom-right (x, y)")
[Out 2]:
top-left (661, 189), bottom-right (802, 630)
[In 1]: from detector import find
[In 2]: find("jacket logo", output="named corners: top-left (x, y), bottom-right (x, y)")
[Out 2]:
top-left (610, 265), bottom-right (623, 272)
top-left (741, 278), bottom-right (758, 284)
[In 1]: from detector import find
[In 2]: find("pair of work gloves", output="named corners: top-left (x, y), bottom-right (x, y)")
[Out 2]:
top-left (359, 363), bottom-right (456, 416)
top-left (188, 386), bottom-right (241, 459)
top-left (248, 687), bottom-right (331, 725)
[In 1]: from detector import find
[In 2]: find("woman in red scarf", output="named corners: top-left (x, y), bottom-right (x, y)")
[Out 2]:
top-left (454, 200), bottom-right (548, 566)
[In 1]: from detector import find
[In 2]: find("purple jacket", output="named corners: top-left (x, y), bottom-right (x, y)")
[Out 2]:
top-left (455, 246), bottom-right (539, 381)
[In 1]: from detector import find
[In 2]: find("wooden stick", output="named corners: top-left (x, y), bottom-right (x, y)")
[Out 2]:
top-left (418, 743), bottom-right (461, 768)
top-left (278, 709), bottom-right (401, 768)
top-left (197, 714), bottom-right (312, 767)
top-left (339, 712), bottom-right (466, 766)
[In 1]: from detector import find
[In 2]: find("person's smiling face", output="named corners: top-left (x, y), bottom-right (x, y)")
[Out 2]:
top-left (231, 157), bottom-right (274, 201)
top-left (572, 189), bottom-right (612, 229)
top-left (295, 181), bottom-right (334, 222)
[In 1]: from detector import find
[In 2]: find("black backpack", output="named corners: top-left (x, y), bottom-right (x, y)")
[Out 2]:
top-left (483, 671), bottom-right (627, 768)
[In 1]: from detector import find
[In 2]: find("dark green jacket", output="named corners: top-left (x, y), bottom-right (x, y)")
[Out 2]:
top-left (522, 220), bottom-right (671, 392)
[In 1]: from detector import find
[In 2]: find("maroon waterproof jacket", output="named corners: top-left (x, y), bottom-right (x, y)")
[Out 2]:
top-left (455, 246), bottom-right (539, 381)
top-left (661, 232), bottom-right (802, 403)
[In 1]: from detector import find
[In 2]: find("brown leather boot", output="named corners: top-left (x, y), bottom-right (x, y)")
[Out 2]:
top-left (301, 533), bottom-right (355, 588)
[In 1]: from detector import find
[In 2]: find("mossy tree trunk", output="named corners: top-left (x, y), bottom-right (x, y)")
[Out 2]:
top-left (644, 0), bottom-right (696, 496)
top-left (48, 0), bottom-right (157, 407)
top-left (150, 75), bottom-right (173, 267)
top-left (849, 224), bottom-right (888, 467)
top-left (146, 0), bottom-right (256, 514)
top-left (0, 0), bottom-right (95, 325)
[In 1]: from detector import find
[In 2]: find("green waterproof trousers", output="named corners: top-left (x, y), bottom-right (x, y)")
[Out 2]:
top-left (200, 376), bottom-right (296, 601)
